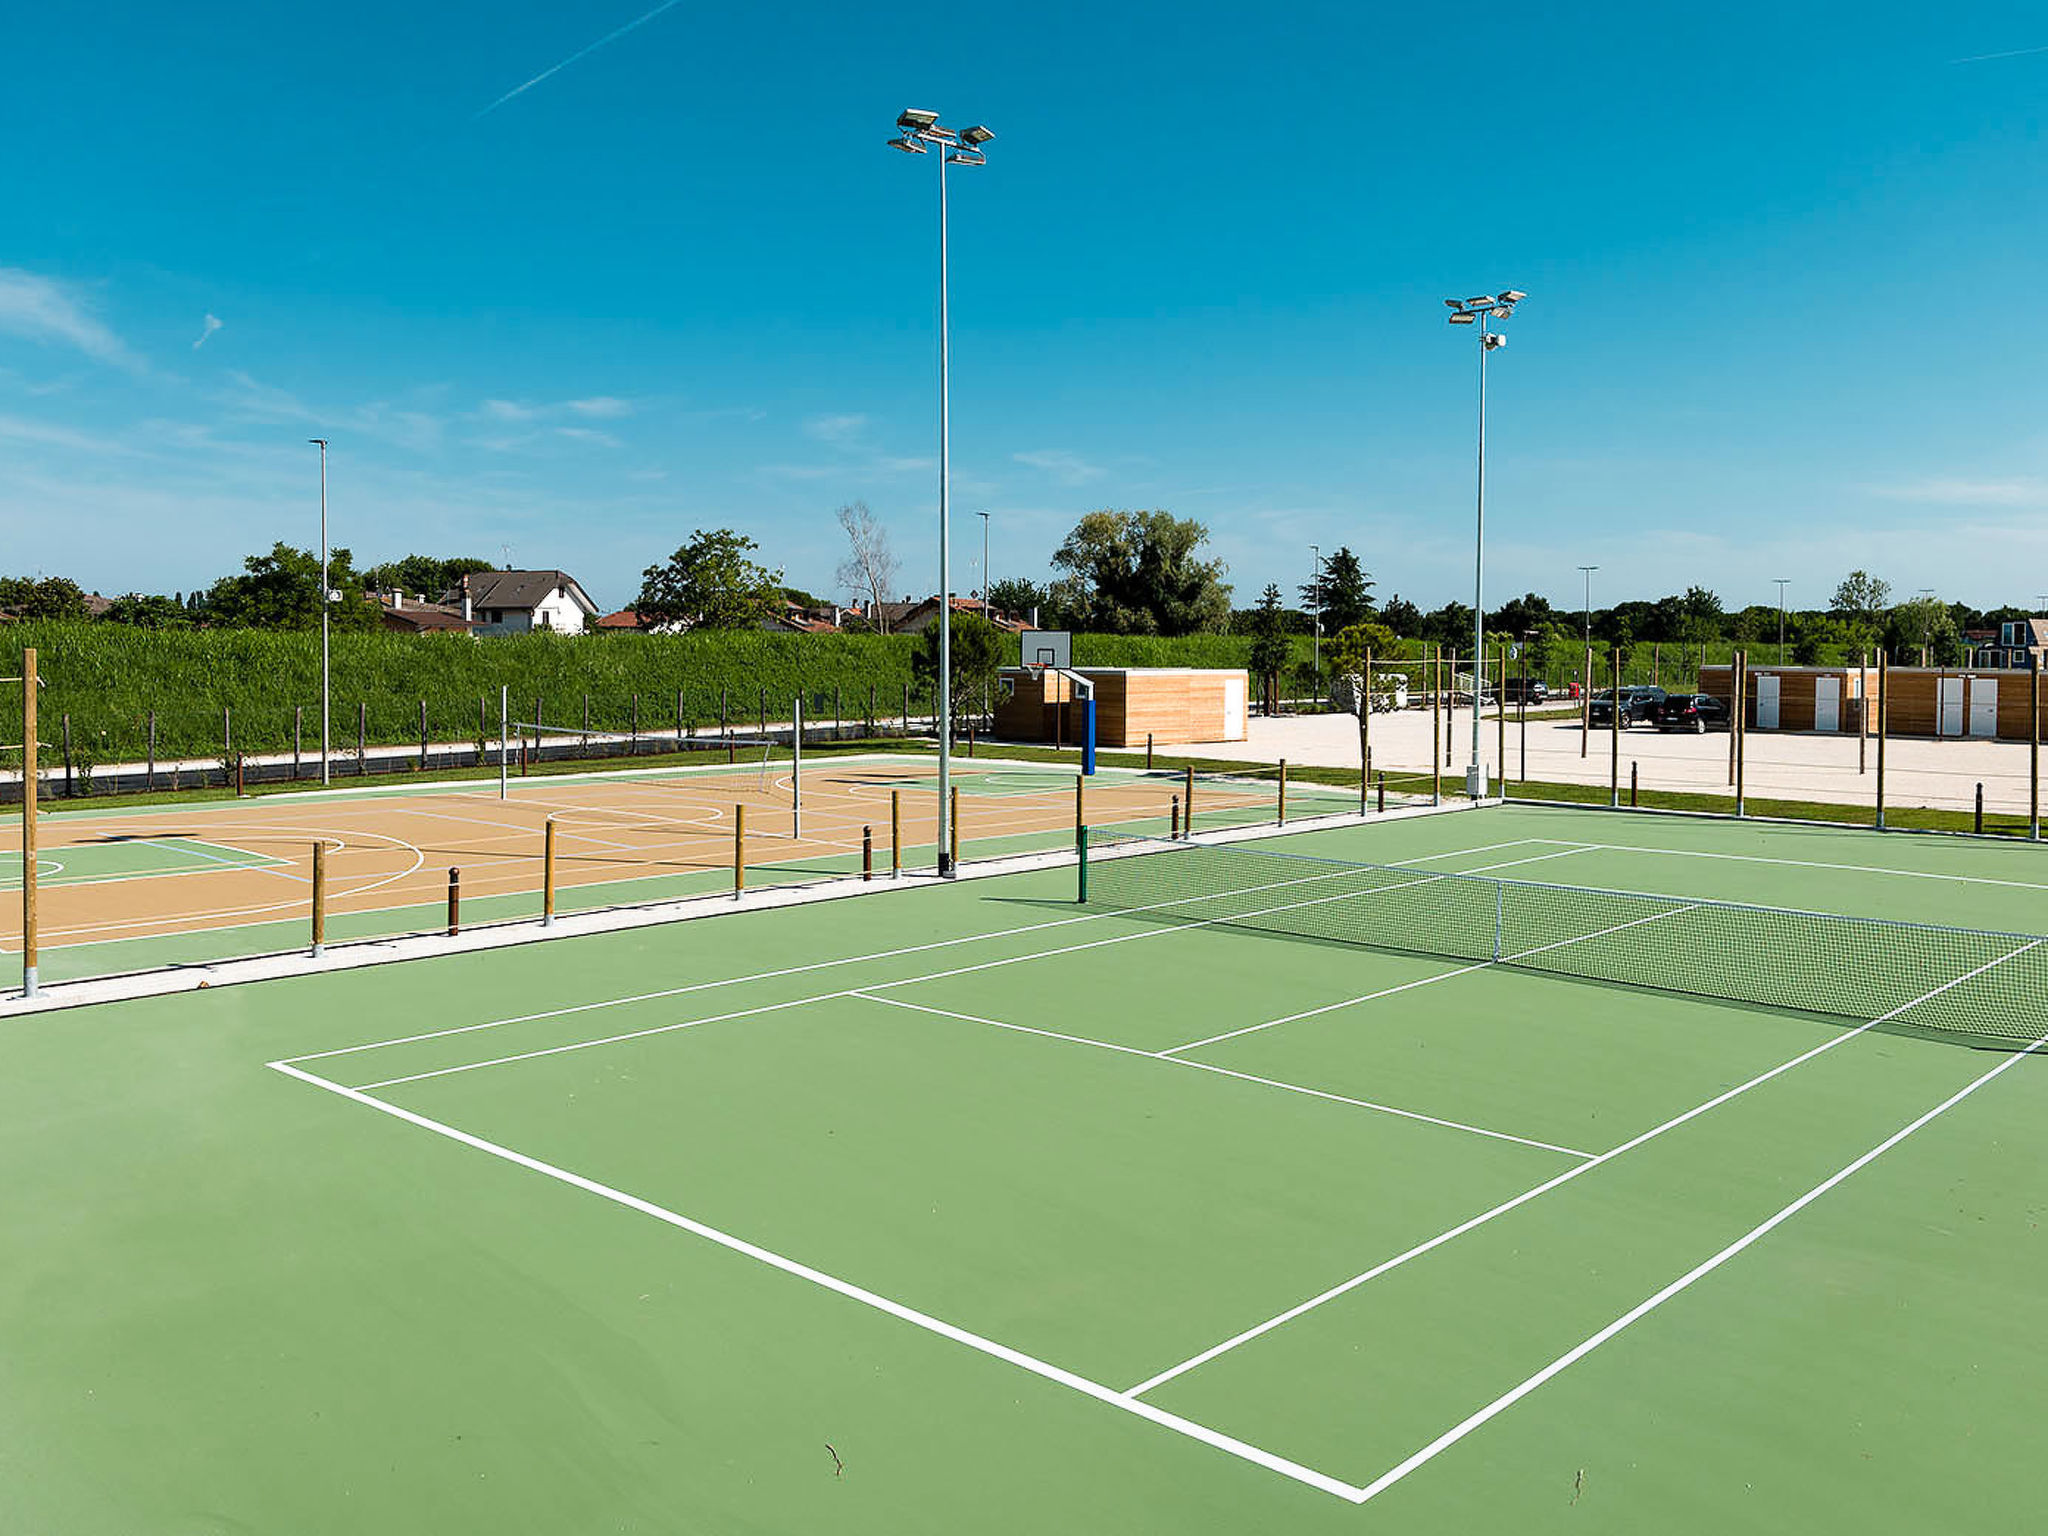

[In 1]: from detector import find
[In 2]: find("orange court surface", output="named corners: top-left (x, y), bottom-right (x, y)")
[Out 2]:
top-left (1, 750), bottom-right (1363, 986)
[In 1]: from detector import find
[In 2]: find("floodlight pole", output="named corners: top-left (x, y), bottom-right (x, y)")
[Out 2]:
top-left (1775, 578), bottom-right (1789, 664)
top-left (311, 438), bottom-right (330, 786)
top-left (1444, 290), bottom-right (1525, 798)
top-left (978, 511), bottom-right (991, 618)
top-left (891, 108), bottom-right (991, 877)
top-left (1578, 565), bottom-right (1597, 647)
top-left (1310, 545), bottom-right (1322, 689)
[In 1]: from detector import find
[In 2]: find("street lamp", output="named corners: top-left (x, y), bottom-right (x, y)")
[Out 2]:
top-left (1774, 578), bottom-right (1790, 665)
top-left (978, 511), bottom-right (991, 616)
top-left (1577, 565), bottom-right (1598, 647)
top-left (1310, 544), bottom-right (1322, 690)
top-left (310, 438), bottom-right (330, 786)
top-left (890, 107), bottom-right (993, 877)
top-left (1444, 289), bottom-right (1527, 796)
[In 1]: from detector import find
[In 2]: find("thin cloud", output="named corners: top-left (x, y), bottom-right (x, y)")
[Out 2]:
top-left (1950, 42), bottom-right (2048, 64)
top-left (192, 313), bottom-right (224, 350)
top-left (555, 425), bottom-right (623, 447)
top-left (568, 396), bottom-right (632, 418)
top-left (482, 398), bottom-right (539, 421)
top-left (477, 0), bottom-right (688, 118)
top-left (1013, 448), bottom-right (1105, 486)
top-left (1873, 477), bottom-right (2046, 507)
top-left (0, 268), bottom-right (142, 371)
top-left (805, 412), bottom-right (868, 444)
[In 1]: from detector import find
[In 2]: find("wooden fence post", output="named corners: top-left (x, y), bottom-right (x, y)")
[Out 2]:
top-left (310, 841), bottom-right (326, 957)
top-left (891, 789), bottom-right (902, 876)
top-left (543, 819), bottom-right (557, 926)
top-left (734, 804), bottom-right (746, 896)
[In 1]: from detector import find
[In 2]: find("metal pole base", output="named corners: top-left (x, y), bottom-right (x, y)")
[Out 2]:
top-left (1464, 764), bottom-right (1489, 799)
top-left (21, 966), bottom-right (38, 999)
top-left (310, 945), bottom-right (324, 961)
top-left (938, 853), bottom-right (955, 879)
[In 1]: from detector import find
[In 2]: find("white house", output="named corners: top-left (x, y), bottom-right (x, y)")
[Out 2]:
top-left (455, 570), bottom-right (600, 636)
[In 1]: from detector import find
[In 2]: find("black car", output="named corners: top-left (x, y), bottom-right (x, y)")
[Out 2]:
top-left (1654, 693), bottom-right (1731, 732)
top-left (1499, 677), bottom-right (1551, 705)
top-left (1587, 685), bottom-right (1667, 728)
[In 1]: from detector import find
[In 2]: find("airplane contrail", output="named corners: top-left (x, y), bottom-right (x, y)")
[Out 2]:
top-left (476, 0), bottom-right (687, 118)
top-left (1950, 42), bottom-right (2048, 65)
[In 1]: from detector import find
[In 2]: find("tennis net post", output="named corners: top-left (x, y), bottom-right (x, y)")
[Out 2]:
top-left (542, 818), bottom-right (557, 927)
top-left (310, 839), bottom-right (325, 958)
top-left (1076, 824), bottom-right (1089, 903)
top-left (891, 789), bottom-right (902, 877)
top-left (446, 867), bottom-right (460, 936)
top-left (1184, 764), bottom-right (1195, 835)
top-left (1278, 759), bottom-right (1287, 825)
top-left (951, 783), bottom-right (960, 869)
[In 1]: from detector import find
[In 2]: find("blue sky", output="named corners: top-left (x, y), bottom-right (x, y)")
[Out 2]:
top-left (5, 1), bottom-right (2048, 616)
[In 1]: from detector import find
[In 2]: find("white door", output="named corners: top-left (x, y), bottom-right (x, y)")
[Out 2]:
top-left (1938, 676), bottom-right (1964, 736)
top-left (1221, 676), bottom-right (1246, 740)
top-left (1814, 677), bottom-right (1840, 732)
top-left (1969, 677), bottom-right (1998, 738)
top-left (1755, 674), bottom-right (1780, 730)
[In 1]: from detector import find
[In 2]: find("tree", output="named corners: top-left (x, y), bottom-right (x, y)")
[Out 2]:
top-left (1489, 592), bottom-right (1554, 638)
top-left (1884, 596), bottom-right (1962, 665)
top-left (985, 577), bottom-right (1047, 622)
top-left (636, 529), bottom-right (783, 631)
top-left (1380, 595), bottom-right (1423, 636)
top-left (1421, 602), bottom-right (1475, 649)
top-left (1831, 571), bottom-right (1892, 626)
top-left (1675, 586), bottom-right (1724, 645)
top-left (0, 575), bottom-right (88, 621)
top-left (834, 501), bottom-right (900, 633)
top-left (911, 612), bottom-right (1005, 725)
top-left (1301, 547), bottom-right (1374, 633)
top-left (1049, 509), bottom-right (1231, 635)
top-left (1246, 584), bottom-right (1293, 713)
top-left (1328, 620), bottom-right (1401, 673)
top-left (362, 554), bottom-right (494, 599)
top-left (205, 543), bottom-right (379, 630)
top-left (101, 593), bottom-right (191, 628)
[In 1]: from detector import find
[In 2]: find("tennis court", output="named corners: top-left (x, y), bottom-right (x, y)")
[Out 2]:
top-left (0, 749), bottom-right (1366, 985)
top-left (5, 802), bottom-right (2045, 1532)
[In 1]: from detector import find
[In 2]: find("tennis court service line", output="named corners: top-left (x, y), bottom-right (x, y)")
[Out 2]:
top-left (1122, 938), bottom-right (2041, 1400)
top-left (853, 991), bottom-right (1597, 1159)
top-left (1538, 838), bottom-right (2048, 894)
top-left (282, 835), bottom-right (1557, 1069)
top-left (341, 860), bottom-right (1559, 1091)
top-left (1349, 989), bottom-right (2048, 1507)
top-left (268, 1058), bottom-right (1373, 1504)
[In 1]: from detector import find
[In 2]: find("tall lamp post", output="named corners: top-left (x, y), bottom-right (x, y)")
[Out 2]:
top-left (1578, 565), bottom-right (1598, 647)
top-left (1774, 578), bottom-right (1790, 665)
top-left (1310, 544), bottom-right (1322, 690)
top-left (890, 107), bottom-right (993, 877)
top-left (310, 438), bottom-right (331, 785)
top-left (978, 510), bottom-right (991, 616)
top-left (1445, 290), bottom-right (1526, 797)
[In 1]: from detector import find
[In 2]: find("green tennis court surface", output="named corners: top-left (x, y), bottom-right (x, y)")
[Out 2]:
top-left (0, 834), bottom-right (280, 889)
top-left (7, 804), bottom-right (2047, 1532)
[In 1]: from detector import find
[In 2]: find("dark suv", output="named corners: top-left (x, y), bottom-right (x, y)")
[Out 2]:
top-left (1587, 686), bottom-right (1667, 728)
top-left (1655, 693), bottom-right (1731, 732)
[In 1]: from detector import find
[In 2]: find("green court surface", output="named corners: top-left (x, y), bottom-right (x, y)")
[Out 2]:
top-left (5, 804), bottom-right (2047, 1532)
top-left (0, 834), bottom-right (280, 890)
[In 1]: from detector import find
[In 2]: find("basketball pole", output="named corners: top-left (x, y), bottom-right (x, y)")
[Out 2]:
top-left (20, 647), bottom-right (38, 998)
top-left (792, 695), bottom-right (803, 838)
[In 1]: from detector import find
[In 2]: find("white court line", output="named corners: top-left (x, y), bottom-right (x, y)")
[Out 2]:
top-left (341, 866), bottom-right (1525, 1091)
top-left (852, 992), bottom-right (1596, 1160)
top-left (1161, 878), bottom-right (1683, 1057)
top-left (282, 836), bottom-right (1553, 1067)
top-left (268, 1059), bottom-right (1370, 1504)
top-left (1539, 837), bottom-right (2048, 894)
top-left (1122, 939), bottom-right (2039, 1398)
top-left (1349, 1001), bottom-right (2048, 1506)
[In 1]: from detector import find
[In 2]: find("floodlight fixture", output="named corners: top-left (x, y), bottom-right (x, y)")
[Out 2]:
top-left (1448, 311), bottom-right (1476, 324)
top-left (888, 136), bottom-right (924, 153)
top-left (1466, 295), bottom-right (1495, 306)
top-left (898, 108), bottom-right (939, 129)
top-left (1489, 306), bottom-right (1512, 318)
top-left (1484, 332), bottom-right (1507, 349)
top-left (1444, 298), bottom-right (1465, 308)
top-left (1498, 289), bottom-right (1527, 302)
top-left (946, 149), bottom-right (986, 166)
top-left (960, 124), bottom-right (994, 146)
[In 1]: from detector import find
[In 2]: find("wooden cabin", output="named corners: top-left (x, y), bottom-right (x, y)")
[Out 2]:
top-left (1701, 662), bottom-right (2045, 740)
top-left (994, 667), bottom-right (1250, 747)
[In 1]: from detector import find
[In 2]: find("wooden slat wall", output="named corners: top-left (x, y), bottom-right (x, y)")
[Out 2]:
top-left (991, 668), bottom-right (1247, 745)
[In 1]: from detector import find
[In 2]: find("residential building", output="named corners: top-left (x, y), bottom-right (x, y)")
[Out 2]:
top-left (455, 570), bottom-right (599, 636)
top-left (378, 593), bottom-right (478, 635)
top-left (1972, 618), bottom-right (2048, 670)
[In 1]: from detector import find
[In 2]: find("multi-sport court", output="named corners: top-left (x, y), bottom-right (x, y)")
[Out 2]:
top-left (0, 749), bottom-right (1362, 984)
top-left (5, 779), bottom-right (2047, 1532)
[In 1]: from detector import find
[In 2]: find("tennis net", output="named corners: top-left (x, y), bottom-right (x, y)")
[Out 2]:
top-left (1081, 832), bottom-right (2048, 1048)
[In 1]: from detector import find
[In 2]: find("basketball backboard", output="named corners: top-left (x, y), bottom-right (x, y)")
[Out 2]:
top-left (1019, 628), bottom-right (1072, 671)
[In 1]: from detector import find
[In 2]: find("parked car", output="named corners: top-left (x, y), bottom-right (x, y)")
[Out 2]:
top-left (1499, 677), bottom-right (1551, 705)
top-left (1587, 685), bottom-right (1667, 728)
top-left (1654, 693), bottom-right (1731, 732)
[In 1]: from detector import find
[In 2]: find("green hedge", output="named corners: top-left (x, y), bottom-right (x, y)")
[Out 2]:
top-left (0, 624), bottom-right (1327, 766)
